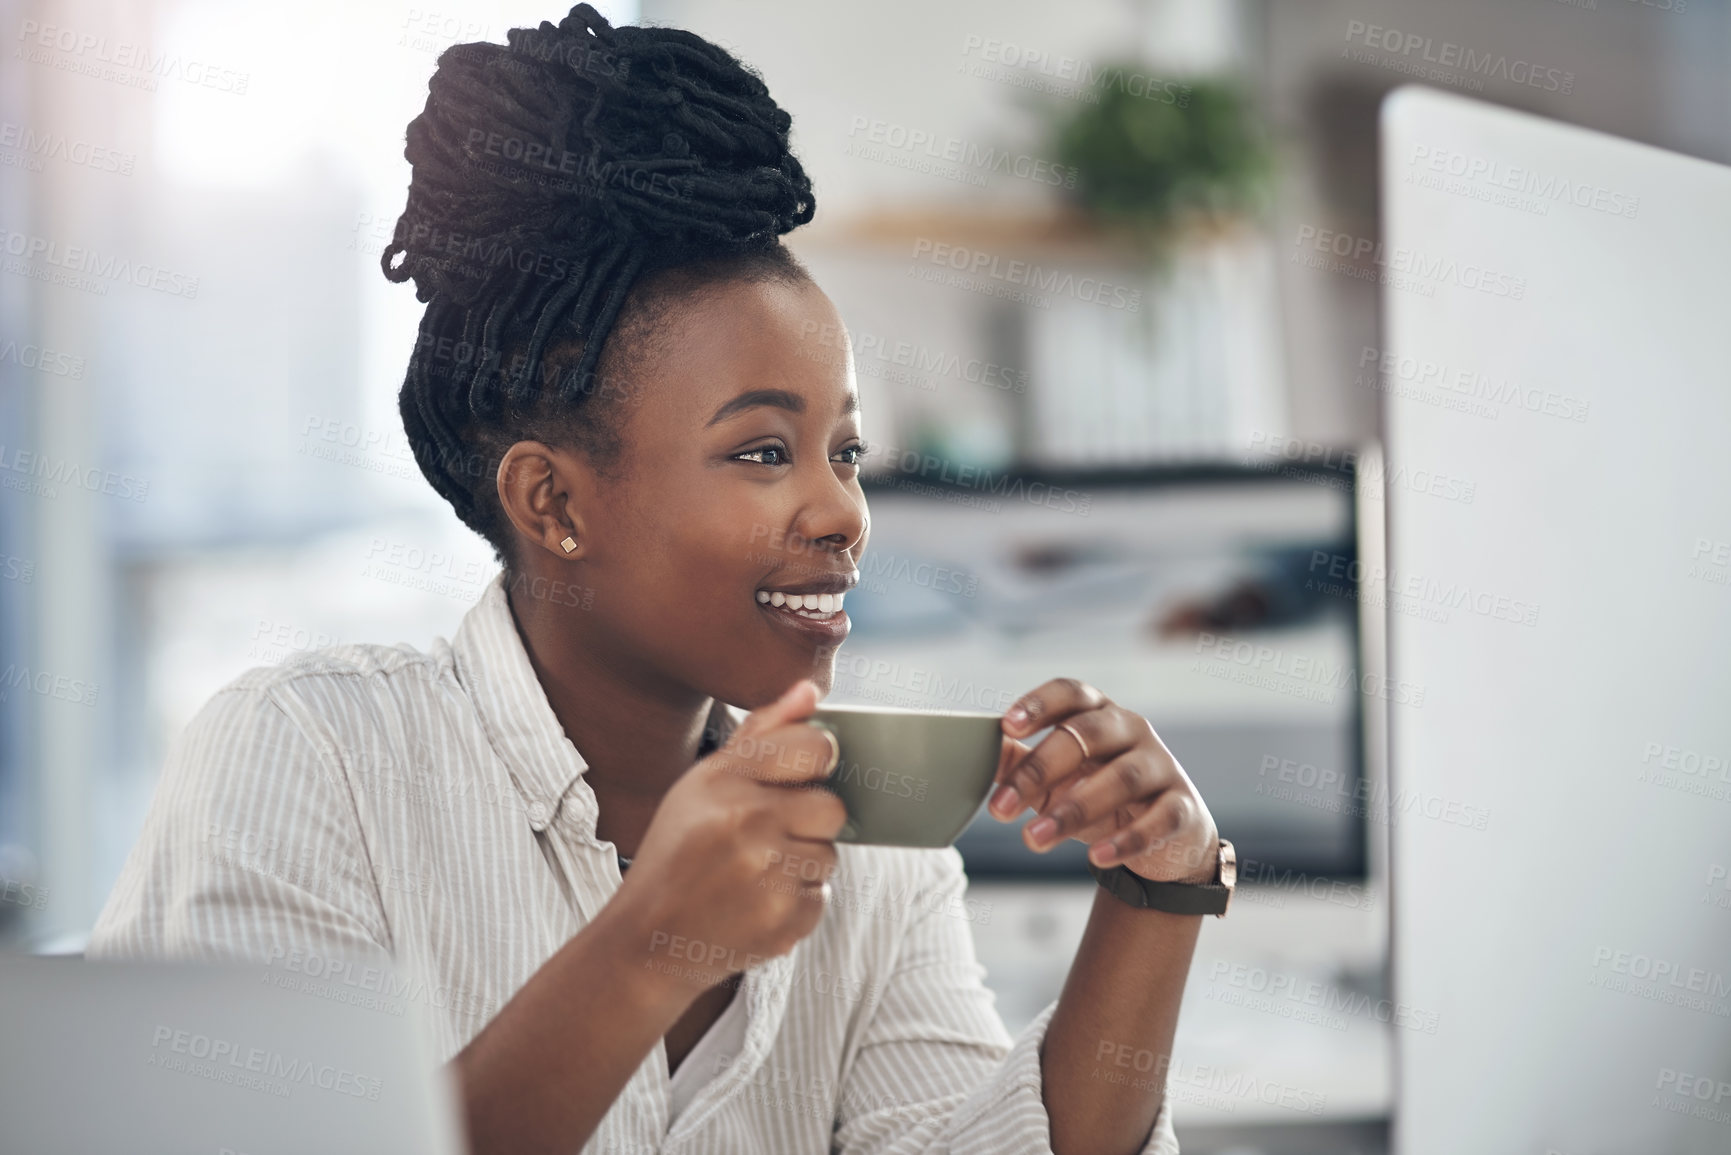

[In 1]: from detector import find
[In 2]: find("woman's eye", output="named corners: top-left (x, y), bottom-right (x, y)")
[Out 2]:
top-left (834, 442), bottom-right (872, 467)
top-left (734, 441), bottom-right (870, 468)
top-left (734, 444), bottom-right (788, 466)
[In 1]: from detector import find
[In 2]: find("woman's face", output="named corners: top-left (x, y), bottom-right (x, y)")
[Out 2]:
top-left (574, 275), bottom-right (870, 709)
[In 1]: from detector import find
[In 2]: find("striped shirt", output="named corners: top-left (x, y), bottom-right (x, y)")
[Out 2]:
top-left (89, 573), bottom-right (1179, 1154)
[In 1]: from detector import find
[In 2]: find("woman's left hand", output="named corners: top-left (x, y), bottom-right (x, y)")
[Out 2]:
top-left (989, 678), bottom-right (1220, 884)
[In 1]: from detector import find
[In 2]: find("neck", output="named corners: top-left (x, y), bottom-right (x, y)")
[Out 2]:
top-left (505, 573), bottom-right (713, 858)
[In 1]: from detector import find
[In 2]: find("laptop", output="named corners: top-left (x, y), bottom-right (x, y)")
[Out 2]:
top-left (0, 953), bottom-right (468, 1154)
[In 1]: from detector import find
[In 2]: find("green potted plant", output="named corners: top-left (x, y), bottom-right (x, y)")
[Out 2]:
top-left (1044, 71), bottom-right (1271, 249)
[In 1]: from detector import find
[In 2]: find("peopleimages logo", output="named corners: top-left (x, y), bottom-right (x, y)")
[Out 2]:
top-left (1406, 145), bottom-right (1638, 219)
top-left (795, 319), bottom-right (1029, 395)
top-left (0, 226), bottom-right (199, 298)
top-left (1357, 345), bottom-right (1589, 423)
top-left (1206, 961), bottom-right (1442, 1033)
top-left (1342, 20), bottom-right (1575, 94)
top-left (0, 338), bottom-right (85, 379)
top-left (0, 443), bottom-right (149, 502)
top-left (846, 115), bottom-right (1078, 189)
top-left (957, 36), bottom-right (1191, 107)
top-left (0, 664), bottom-right (100, 707)
top-left (0, 871), bottom-right (48, 911)
top-left (1090, 1044), bottom-right (1329, 1115)
top-left (1192, 631), bottom-right (1429, 708)
top-left (1307, 548), bottom-right (1541, 628)
top-left (1292, 225), bottom-right (1526, 300)
top-left (1256, 753), bottom-right (1489, 831)
top-left (869, 441), bottom-right (1093, 516)
top-left (1590, 946), bottom-right (1731, 1003)
top-left (0, 121), bottom-right (135, 174)
top-left (398, 10), bottom-right (492, 56)
top-left (1244, 432), bottom-right (1478, 505)
top-left (147, 1025), bottom-right (382, 1100)
top-left (15, 19), bottom-right (251, 94)
top-left (908, 238), bottom-right (1141, 312)
top-left (401, 221), bottom-right (570, 283)
top-left (463, 128), bottom-right (693, 199)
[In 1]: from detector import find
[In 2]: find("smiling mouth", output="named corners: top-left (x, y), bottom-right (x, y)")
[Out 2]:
top-left (755, 589), bottom-right (846, 621)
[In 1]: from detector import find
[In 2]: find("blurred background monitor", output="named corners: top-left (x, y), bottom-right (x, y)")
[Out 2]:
top-left (837, 462), bottom-right (1368, 880)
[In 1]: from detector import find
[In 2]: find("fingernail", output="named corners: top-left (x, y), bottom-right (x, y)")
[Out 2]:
top-left (1026, 816), bottom-right (1056, 846)
top-left (1090, 840), bottom-right (1120, 867)
top-left (989, 784), bottom-right (1021, 818)
top-left (1005, 705), bottom-right (1029, 730)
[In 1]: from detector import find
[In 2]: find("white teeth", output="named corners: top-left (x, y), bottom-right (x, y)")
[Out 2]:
top-left (756, 588), bottom-right (847, 617)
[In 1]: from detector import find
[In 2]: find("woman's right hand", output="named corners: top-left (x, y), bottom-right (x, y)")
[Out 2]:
top-left (609, 678), bottom-right (848, 1000)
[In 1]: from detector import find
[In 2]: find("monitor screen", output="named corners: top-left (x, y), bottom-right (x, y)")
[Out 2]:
top-left (837, 463), bottom-right (1366, 879)
top-left (1381, 86), bottom-right (1731, 1154)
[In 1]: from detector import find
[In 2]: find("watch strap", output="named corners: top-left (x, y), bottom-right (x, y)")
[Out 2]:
top-left (1087, 860), bottom-right (1232, 917)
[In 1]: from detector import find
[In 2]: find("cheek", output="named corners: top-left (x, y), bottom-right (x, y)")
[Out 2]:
top-left (677, 480), bottom-right (794, 575)
top-left (599, 469), bottom-right (788, 634)
top-left (646, 507), bottom-right (763, 613)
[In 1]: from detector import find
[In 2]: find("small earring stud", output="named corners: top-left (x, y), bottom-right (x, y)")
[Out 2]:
top-left (560, 536), bottom-right (577, 554)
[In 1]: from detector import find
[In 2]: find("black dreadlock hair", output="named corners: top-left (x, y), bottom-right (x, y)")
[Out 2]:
top-left (382, 3), bottom-right (816, 564)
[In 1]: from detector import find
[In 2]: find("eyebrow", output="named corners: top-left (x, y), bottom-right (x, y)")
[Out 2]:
top-left (705, 388), bottom-right (859, 427)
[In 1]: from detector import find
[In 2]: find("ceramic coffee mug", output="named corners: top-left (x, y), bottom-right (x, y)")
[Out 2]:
top-left (805, 704), bottom-right (1004, 847)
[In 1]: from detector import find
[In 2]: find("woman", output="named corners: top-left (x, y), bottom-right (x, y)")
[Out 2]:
top-left (91, 7), bottom-right (1225, 1153)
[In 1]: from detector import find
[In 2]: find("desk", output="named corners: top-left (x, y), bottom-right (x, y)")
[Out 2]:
top-left (967, 879), bottom-right (1391, 1141)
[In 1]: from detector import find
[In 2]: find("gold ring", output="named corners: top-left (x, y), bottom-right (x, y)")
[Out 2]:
top-left (1057, 721), bottom-right (1092, 763)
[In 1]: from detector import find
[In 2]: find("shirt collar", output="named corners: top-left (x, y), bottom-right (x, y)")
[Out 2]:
top-left (452, 572), bottom-right (744, 833)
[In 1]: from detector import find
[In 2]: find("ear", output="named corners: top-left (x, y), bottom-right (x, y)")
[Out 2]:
top-left (495, 441), bottom-right (597, 561)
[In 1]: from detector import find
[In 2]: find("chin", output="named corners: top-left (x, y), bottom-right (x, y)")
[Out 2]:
top-left (805, 655), bottom-right (838, 699)
top-left (722, 648), bottom-right (839, 710)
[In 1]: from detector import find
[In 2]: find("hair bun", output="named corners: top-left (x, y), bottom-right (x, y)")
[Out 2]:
top-left (383, 2), bottom-right (815, 306)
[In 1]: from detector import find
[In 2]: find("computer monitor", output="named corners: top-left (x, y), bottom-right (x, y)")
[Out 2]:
top-left (844, 462), bottom-right (1370, 880)
top-left (1382, 86), bottom-right (1731, 1153)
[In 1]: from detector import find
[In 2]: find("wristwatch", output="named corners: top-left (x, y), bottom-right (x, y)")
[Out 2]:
top-left (1087, 839), bottom-right (1235, 917)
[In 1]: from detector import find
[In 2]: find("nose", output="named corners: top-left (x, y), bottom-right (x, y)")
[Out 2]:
top-left (790, 459), bottom-right (868, 562)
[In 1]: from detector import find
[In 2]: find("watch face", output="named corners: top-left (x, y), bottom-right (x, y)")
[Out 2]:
top-left (1218, 839), bottom-right (1237, 889)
